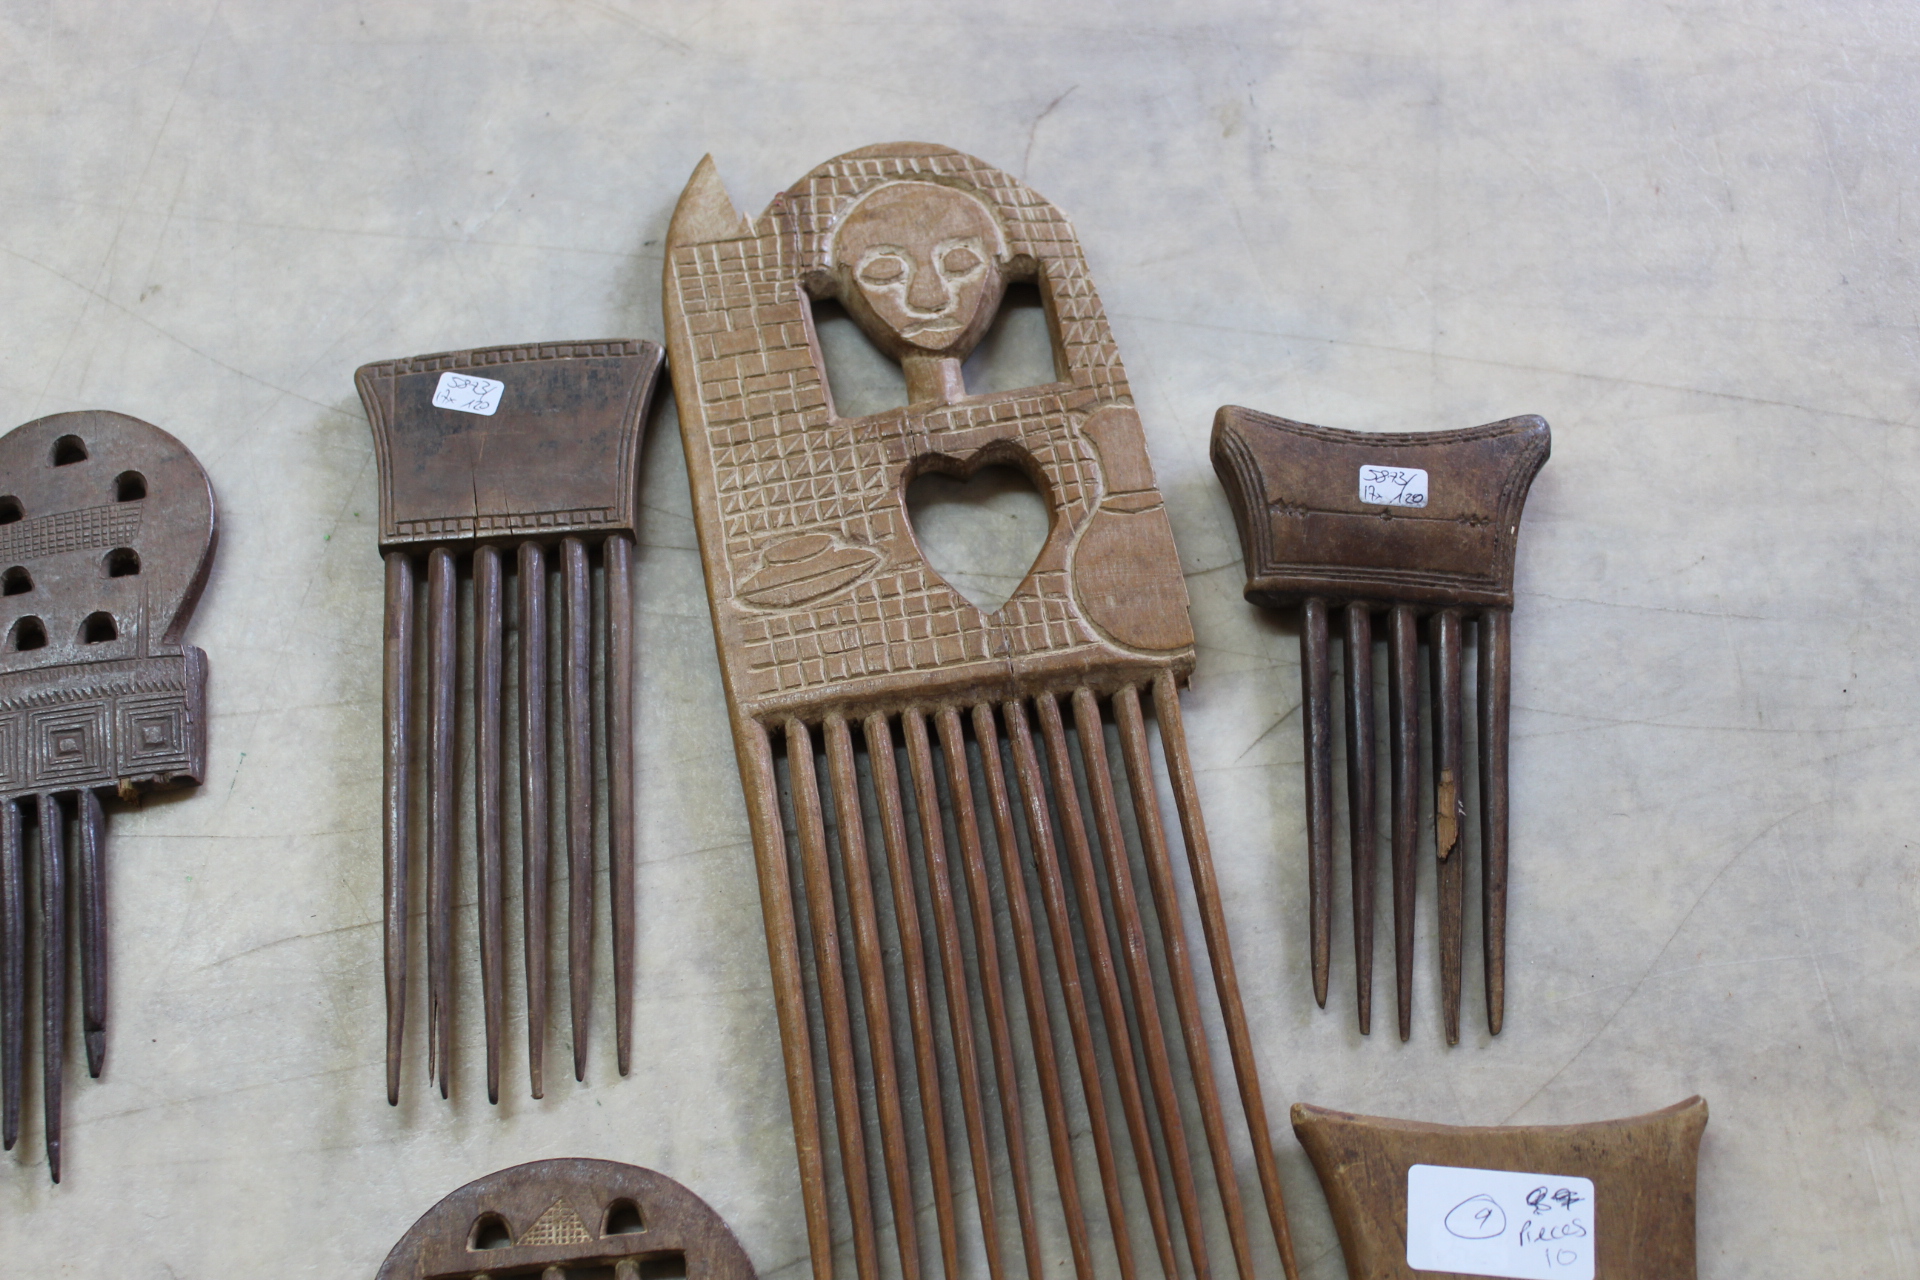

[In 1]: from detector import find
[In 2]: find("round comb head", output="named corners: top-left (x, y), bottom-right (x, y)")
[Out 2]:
top-left (0, 410), bottom-right (214, 672)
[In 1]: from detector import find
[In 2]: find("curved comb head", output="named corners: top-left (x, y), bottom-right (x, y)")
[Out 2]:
top-left (377, 1159), bottom-right (756, 1280)
top-left (0, 410), bottom-right (213, 673)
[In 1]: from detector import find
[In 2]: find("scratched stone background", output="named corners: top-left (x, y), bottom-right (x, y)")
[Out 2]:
top-left (1, 2), bottom-right (1916, 1276)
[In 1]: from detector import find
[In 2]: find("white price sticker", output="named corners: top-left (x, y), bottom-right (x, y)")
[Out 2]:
top-left (1359, 464), bottom-right (1428, 507)
top-left (432, 371), bottom-right (505, 416)
top-left (1406, 1164), bottom-right (1595, 1280)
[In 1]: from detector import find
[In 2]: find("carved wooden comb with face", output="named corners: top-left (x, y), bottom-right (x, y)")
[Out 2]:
top-left (356, 340), bottom-right (664, 1105)
top-left (1211, 406), bottom-right (1549, 1043)
top-left (0, 409), bottom-right (214, 1181)
top-left (665, 144), bottom-right (1299, 1280)
top-left (376, 1159), bottom-right (754, 1280)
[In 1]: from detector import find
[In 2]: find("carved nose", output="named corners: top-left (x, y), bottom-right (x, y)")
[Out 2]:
top-left (905, 264), bottom-right (949, 315)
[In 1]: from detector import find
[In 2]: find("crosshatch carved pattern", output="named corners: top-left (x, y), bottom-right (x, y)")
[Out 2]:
top-left (670, 147), bottom-right (1134, 705)
top-left (0, 502), bottom-right (142, 562)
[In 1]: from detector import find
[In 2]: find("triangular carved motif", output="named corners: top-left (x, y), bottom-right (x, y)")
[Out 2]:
top-left (518, 1199), bottom-right (592, 1247)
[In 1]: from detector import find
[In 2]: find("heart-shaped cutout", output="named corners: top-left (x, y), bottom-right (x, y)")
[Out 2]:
top-left (905, 461), bottom-right (1051, 615)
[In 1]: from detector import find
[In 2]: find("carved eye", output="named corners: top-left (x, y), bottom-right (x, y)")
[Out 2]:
top-left (941, 246), bottom-right (981, 275)
top-left (859, 255), bottom-right (906, 285)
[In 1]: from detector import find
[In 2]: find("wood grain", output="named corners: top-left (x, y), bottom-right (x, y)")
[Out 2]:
top-left (355, 342), bottom-right (664, 1101)
top-left (1292, 1097), bottom-right (1708, 1280)
top-left (663, 143), bottom-right (1297, 1278)
top-left (1212, 406), bottom-right (1547, 1040)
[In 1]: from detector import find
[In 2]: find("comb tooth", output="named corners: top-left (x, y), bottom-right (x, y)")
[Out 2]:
top-left (474, 545), bottom-right (506, 1105)
top-left (742, 721), bottom-right (833, 1280)
top-left (40, 794), bottom-right (65, 1183)
top-left (77, 789), bottom-right (106, 1078)
top-left (1343, 603), bottom-right (1377, 1036)
top-left (864, 712), bottom-right (960, 1280)
top-left (972, 702), bottom-right (1095, 1280)
top-left (605, 533), bottom-right (637, 1077)
top-left (1387, 605), bottom-right (1420, 1043)
top-left (1035, 693), bottom-right (1177, 1280)
top-left (562, 536), bottom-right (594, 1081)
top-left (1004, 698), bottom-right (1137, 1280)
top-left (518, 542), bottom-right (551, 1099)
top-left (1479, 610), bottom-right (1511, 1036)
top-left (1432, 609), bottom-right (1466, 1046)
top-left (902, 708), bottom-right (1004, 1279)
top-left (824, 717), bottom-right (920, 1280)
top-left (426, 546), bottom-right (457, 1095)
top-left (1301, 598), bottom-right (1333, 1010)
top-left (1113, 684), bottom-right (1254, 1280)
top-left (786, 718), bottom-right (881, 1280)
top-left (1071, 687), bottom-right (1209, 1280)
top-left (1151, 673), bottom-right (1301, 1280)
top-left (382, 551), bottom-right (414, 1104)
top-left (937, 706), bottom-right (1043, 1280)
top-left (0, 798), bottom-right (20, 1150)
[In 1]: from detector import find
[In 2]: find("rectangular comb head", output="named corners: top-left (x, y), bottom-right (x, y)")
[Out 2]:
top-left (1211, 406), bottom-right (1549, 611)
top-left (356, 340), bottom-right (664, 554)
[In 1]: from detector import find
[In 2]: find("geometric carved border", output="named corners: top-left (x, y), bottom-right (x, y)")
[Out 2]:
top-left (0, 716), bottom-right (19, 790)
top-left (29, 702), bottom-right (112, 784)
top-left (117, 693), bottom-right (190, 777)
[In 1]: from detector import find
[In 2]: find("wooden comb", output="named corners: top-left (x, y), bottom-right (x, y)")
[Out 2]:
top-left (356, 340), bottom-right (664, 1104)
top-left (1291, 1097), bottom-right (1707, 1280)
top-left (0, 410), bottom-right (214, 1182)
top-left (376, 1158), bottom-right (755, 1280)
top-left (663, 144), bottom-right (1299, 1280)
top-left (1211, 406), bottom-right (1548, 1042)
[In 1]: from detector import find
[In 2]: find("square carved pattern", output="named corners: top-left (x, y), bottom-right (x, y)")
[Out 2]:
top-left (30, 702), bottom-right (111, 785)
top-left (117, 695), bottom-right (188, 775)
top-left (0, 716), bottom-right (20, 790)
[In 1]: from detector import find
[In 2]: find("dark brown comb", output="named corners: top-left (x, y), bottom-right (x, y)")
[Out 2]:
top-left (376, 1158), bottom-right (755, 1280)
top-left (1211, 405), bottom-right (1547, 1042)
top-left (0, 410), bottom-right (214, 1182)
top-left (356, 340), bottom-right (664, 1104)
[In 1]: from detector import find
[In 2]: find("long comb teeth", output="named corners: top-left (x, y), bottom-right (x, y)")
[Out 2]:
top-left (1036, 691), bottom-right (1178, 1280)
top-left (784, 717), bottom-right (881, 1280)
top-left (1432, 609), bottom-right (1467, 1046)
top-left (1309, 604), bottom-right (1516, 1043)
top-left (382, 552), bottom-right (414, 1106)
top-left (748, 689), bottom-right (1303, 1280)
top-left (1342, 602), bottom-right (1377, 1036)
top-left (1003, 695), bottom-right (1139, 1280)
top-left (40, 793), bottom-right (65, 1183)
top-left (605, 532), bottom-right (637, 1079)
top-left (474, 545), bottom-right (506, 1105)
top-left (77, 790), bottom-right (106, 1079)
top-left (970, 701), bottom-right (1095, 1280)
top-left (562, 537), bottom-right (593, 1084)
top-left (1300, 598), bottom-right (1335, 1010)
top-left (426, 547), bottom-right (457, 1097)
top-left (517, 541), bottom-right (551, 1100)
top-left (1388, 605), bottom-right (1420, 1043)
top-left (823, 715), bottom-right (920, 1280)
top-left (380, 533), bottom-right (640, 1102)
top-left (937, 705), bottom-right (1045, 1280)
top-left (2, 798), bottom-right (22, 1150)
top-left (903, 707), bottom-right (1003, 1272)
top-left (1478, 610), bottom-right (1513, 1037)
